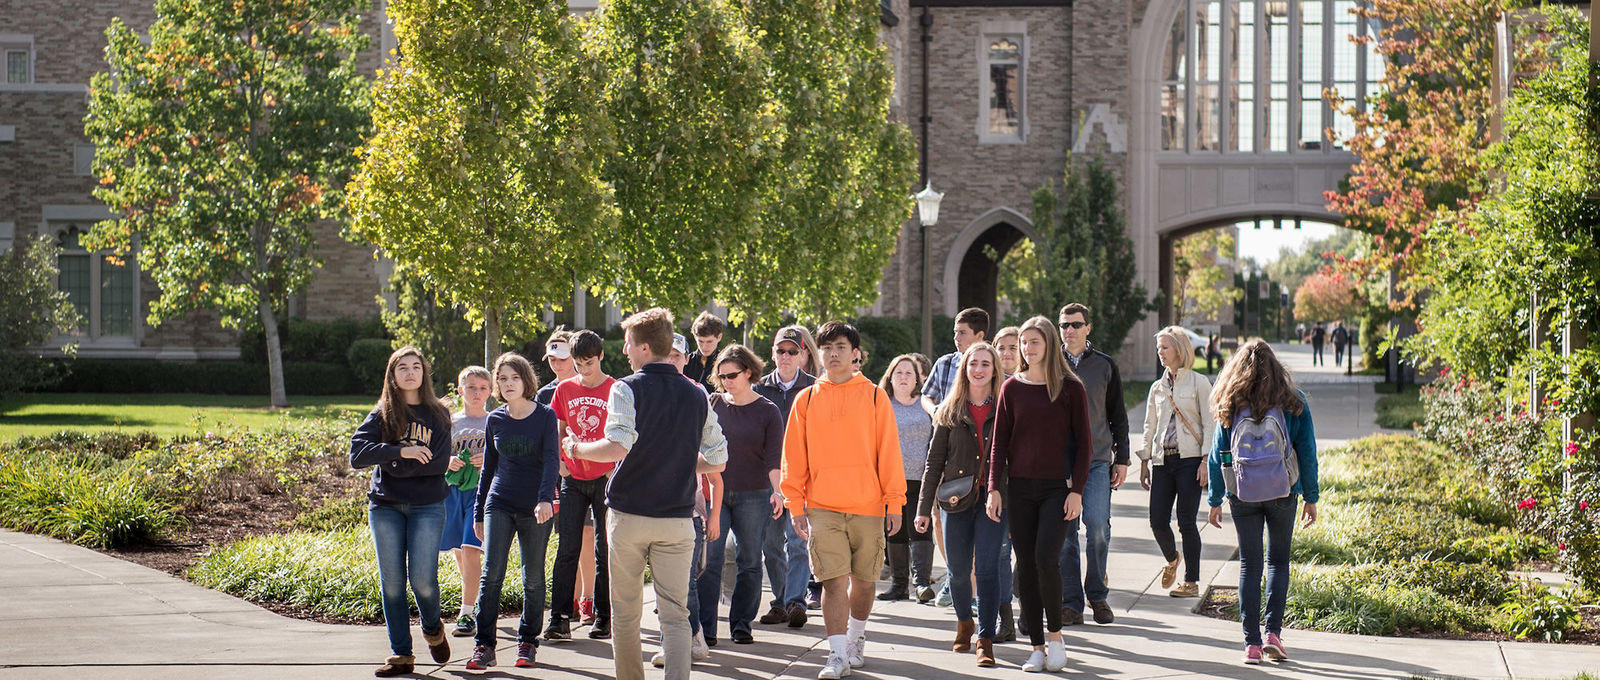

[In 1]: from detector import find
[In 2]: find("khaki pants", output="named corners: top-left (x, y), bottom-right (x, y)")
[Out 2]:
top-left (607, 510), bottom-right (695, 680)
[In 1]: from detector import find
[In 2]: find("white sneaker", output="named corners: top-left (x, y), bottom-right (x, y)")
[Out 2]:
top-left (1045, 639), bottom-right (1067, 672)
top-left (1021, 649), bottom-right (1047, 673)
top-left (818, 653), bottom-right (852, 679)
top-left (692, 632), bottom-right (711, 661)
top-left (651, 651), bottom-right (665, 668)
top-left (846, 635), bottom-right (865, 668)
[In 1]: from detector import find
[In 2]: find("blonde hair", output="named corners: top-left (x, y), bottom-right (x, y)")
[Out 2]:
top-left (876, 354), bottom-right (925, 399)
top-left (1154, 326), bottom-right (1194, 365)
top-left (1210, 339), bottom-right (1304, 422)
top-left (457, 365), bottom-right (491, 387)
top-left (934, 342), bottom-right (1004, 429)
top-left (1018, 316), bottom-right (1079, 402)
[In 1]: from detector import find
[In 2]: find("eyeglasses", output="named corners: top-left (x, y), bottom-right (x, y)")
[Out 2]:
top-left (1059, 321), bottom-right (1088, 330)
top-left (717, 371), bottom-right (744, 382)
top-left (774, 348), bottom-right (800, 356)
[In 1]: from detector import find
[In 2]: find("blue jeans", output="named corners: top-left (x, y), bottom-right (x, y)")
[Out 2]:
top-left (763, 508), bottom-right (810, 608)
top-left (475, 505), bottom-right (552, 647)
top-left (1232, 495), bottom-right (1297, 646)
top-left (1061, 460), bottom-right (1111, 611)
top-left (369, 500), bottom-right (447, 657)
top-left (942, 505), bottom-right (1007, 639)
top-left (687, 516), bottom-right (706, 636)
top-left (701, 490), bottom-right (770, 636)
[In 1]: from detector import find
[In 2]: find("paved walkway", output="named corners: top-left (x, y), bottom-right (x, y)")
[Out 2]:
top-left (4, 383), bottom-right (1596, 679)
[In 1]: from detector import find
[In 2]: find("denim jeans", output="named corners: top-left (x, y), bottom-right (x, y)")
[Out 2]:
top-left (551, 476), bottom-right (609, 621)
top-left (701, 490), bottom-right (770, 636)
top-left (475, 505), bottom-right (552, 647)
top-left (943, 504), bottom-right (1007, 639)
top-left (369, 500), bottom-right (447, 657)
top-left (1061, 459), bottom-right (1111, 611)
top-left (1150, 455), bottom-right (1204, 583)
top-left (763, 508), bottom-right (811, 608)
top-left (1232, 495), bottom-right (1297, 646)
top-left (1009, 478), bottom-right (1069, 646)
top-left (687, 516), bottom-right (706, 636)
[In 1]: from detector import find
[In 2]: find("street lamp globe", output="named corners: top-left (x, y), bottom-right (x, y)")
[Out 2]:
top-left (915, 182), bottom-right (944, 227)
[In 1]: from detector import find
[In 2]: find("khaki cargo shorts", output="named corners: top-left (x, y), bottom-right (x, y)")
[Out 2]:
top-left (805, 508), bottom-right (886, 582)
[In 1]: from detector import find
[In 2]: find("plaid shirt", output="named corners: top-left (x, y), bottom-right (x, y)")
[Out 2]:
top-left (922, 350), bottom-right (961, 406)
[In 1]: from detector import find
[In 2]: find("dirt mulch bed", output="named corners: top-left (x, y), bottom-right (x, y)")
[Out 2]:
top-left (1201, 586), bottom-right (1600, 645)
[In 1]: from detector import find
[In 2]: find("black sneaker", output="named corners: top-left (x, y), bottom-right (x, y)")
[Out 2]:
top-left (1090, 600), bottom-right (1115, 625)
top-left (732, 629), bottom-right (754, 645)
top-left (704, 635), bottom-right (717, 647)
top-left (543, 616), bottom-right (571, 640)
top-left (453, 613), bottom-right (476, 637)
top-left (588, 618), bottom-right (611, 640)
top-left (759, 605), bottom-right (788, 625)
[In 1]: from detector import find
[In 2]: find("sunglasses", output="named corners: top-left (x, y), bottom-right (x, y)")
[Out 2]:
top-left (1059, 321), bottom-right (1088, 330)
top-left (717, 371), bottom-right (744, 382)
top-left (774, 348), bottom-right (800, 356)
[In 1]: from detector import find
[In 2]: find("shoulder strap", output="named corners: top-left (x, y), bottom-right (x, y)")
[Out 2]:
top-left (1172, 399), bottom-right (1203, 445)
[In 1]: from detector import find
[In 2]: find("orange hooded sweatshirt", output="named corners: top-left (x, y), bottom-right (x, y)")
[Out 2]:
top-left (780, 373), bottom-right (907, 517)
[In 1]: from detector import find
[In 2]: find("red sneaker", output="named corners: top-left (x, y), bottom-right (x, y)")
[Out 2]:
top-left (579, 597), bottom-right (596, 623)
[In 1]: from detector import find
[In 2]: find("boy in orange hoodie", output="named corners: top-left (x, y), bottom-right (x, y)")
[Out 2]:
top-left (781, 321), bottom-right (906, 680)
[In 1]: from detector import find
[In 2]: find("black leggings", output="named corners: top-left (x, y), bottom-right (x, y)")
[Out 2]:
top-left (887, 480), bottom-right (931, 545)
top-left (1149, 454), bottom-right (1203, 583)
top-left (1007, 477), bottom-right (1070, 646)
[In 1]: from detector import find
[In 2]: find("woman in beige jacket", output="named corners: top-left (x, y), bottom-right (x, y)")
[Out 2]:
top-left (1138, 326), bottom-right (1214, 597)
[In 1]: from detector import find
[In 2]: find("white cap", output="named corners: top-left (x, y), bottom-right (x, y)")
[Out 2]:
top-left (545, 341), bottom-right (571, 360)
top-left (671, 333), bottom-right (688, 355)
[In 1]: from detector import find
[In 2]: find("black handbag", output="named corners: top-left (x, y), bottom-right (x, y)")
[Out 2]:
top-left (936, 474), bottom-right (979, 513)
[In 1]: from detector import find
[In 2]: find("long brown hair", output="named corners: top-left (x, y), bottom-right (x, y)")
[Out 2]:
top-left (1209, 339), bottom-right (1304, 423)
top-left (1018, 316), bottom-right (1080, 402)
top-left (491, 352), bottom-right (541, 403)
top-left (934, 342), bottom-right (1004, 429)
top-left (376, 346), bottom-right (451, 443)
top-left (876, 353), bottom-right (925, 399)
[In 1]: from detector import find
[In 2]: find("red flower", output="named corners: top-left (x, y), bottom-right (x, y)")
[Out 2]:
top-left (1518, 497), bottom-right (1539, 510)
top-left (1467, 428), bottom-right (1475, 436)
top-left (1496, 414), bottom-right (1504, 421)
top-left (1560, 542), bottom-right (1568, 551)
top-left (1566, 442), bottom-right (1580, 457)
top-left (1553, 399), bottom-right (1563, 408)
top-left (1440, 366), bottom-right (1451, 376)
top-left (1581, 501), bottom-right (1590, 511)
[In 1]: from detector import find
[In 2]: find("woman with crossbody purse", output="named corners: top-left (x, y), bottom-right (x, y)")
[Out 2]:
top-left (1138, 326), bottom-right (1215, 598)
top-left (915, 342), bottom-right (1006, 667)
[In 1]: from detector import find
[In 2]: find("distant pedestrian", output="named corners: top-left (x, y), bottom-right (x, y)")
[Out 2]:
top-left (1206, 334), bottom-right (1223, 375)
top-left (350, 347), bottom-right (454, 677)
top-left (1139, 327), bottom-right (1214, 600)
top-left (1206, 340), bottom-right (1320, 665)
top-left (1331, 322), bottom-right (1349, 367)
top-left (1310, 323), bottom-right (1326, 366)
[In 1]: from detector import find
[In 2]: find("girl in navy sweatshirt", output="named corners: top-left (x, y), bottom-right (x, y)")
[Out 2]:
top-left (349, 347), bottom-right (454, 677)
top-left (464, 352), bottom-right (560, 671)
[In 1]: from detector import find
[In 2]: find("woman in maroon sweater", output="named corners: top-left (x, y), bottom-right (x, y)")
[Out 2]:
top-left (985, 316), bottom-right (1093, 673)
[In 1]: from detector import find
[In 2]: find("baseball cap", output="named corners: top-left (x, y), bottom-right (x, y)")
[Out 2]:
top-left (672, 333), bottom-right (688, 355)
top-left (544, 340), bottom-right (571, 360)
top-left (775, 327), bottom-right (804, 348)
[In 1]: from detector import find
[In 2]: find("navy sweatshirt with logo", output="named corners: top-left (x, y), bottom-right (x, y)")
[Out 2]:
top-left (350, 404), bottom-right (452, 507)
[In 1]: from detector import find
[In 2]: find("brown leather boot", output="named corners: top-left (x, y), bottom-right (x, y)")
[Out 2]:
top-left (374, 655), bottom-right (414, 677)
top-left (975, 638), bottom-right (996, 667)
top-left (953, 618), bottom-right (975, 652)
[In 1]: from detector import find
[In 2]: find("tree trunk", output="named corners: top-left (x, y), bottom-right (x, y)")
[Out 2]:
top-left (259, 298), bottom-right (288, 409)
top-left (484, 306), bottom-right (501, 367)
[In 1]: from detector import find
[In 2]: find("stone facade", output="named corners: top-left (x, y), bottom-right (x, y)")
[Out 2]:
top-left (1, 1), bottom-right (386, 360)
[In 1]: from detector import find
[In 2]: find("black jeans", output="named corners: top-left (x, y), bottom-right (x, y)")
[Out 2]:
top-left (886, 480), bottom-right (931, 545)
top-left (1149, 454), bottom-right (1203, 583)
top-left (1007, 477), bottom-right (1070, 646)
top-left (1232, 495), bottom-right (1297, 646)
top-left (550, 476), bottom-right (609, 620)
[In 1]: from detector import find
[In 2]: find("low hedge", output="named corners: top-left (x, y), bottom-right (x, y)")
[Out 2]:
top-left (239, 317), bottom-right (387, 364)
top-left (46, 360), bottom-right (359, 395)
top-left (0, 450), bottom-right (180, 548)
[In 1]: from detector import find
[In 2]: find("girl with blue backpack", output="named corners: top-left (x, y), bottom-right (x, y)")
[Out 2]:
top-left (1204, 340), bottom-right (1318, 666)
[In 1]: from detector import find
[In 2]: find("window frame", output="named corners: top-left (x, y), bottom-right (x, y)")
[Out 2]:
top-left (1, 34), bottom-right (33, 85)
top-left (51, 222), bottom-right (141, 347)
top-left (976, 24), bottom-right (1029, 145)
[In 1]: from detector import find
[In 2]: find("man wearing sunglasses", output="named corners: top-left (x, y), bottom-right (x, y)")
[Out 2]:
top-left (754, 326), bottom-right (819, 629)
top-left (1055, 303), bottom-right (1131, 627)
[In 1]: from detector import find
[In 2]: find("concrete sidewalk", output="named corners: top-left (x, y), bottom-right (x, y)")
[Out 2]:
top-left (4, 383), bottom-right (1597, 679)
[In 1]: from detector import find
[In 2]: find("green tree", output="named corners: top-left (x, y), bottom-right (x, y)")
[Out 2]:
top-left (998, 155), bottom-right (1155, 355)
top-left (718, 0), bottom-right (916, 326)
top-left (1172, 229), bottom-right (1242, 325)
top-left (0, 236), bottom-right (82, 396)
top-left (84, 0), bottom-right (370, 407)
top-left (586, 0), bottom-right (779, 315)
top-left (378, 262), bottom-right (480, 390)
top-left (347, 0), bottom-right (614, 365)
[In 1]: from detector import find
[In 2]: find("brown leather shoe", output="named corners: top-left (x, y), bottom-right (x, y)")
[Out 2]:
top-left (975, 638), bottom-right (996, 667)
top-left (423, 626), bottom-right (450, 664)
top-left (374, 655), bottom-right (414, 677)
top-left (953, 618), bottom-right (975, 652)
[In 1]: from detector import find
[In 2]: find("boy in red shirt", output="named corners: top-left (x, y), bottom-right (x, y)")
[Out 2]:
top-left (546, 330), bottom-right (617, 640)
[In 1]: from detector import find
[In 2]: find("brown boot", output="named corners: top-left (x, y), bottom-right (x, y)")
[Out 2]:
top-left (952, 618), bottom-right (975, 652)
top-left (374, 655), bottom-right (414, 677)
top-left (423, 627), bottom-right (450, 664)
top-left (975, 638), bottom-right (996, 667)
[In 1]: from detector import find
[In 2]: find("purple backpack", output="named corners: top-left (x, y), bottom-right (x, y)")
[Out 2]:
top-left (1224, 407), bottom-right (1298, 503)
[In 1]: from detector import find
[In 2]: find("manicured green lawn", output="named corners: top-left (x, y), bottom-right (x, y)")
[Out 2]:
top-left (0, 393), bottom-right (373, 441)
top-left (1375, 389), bottom-right (1424, 430)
